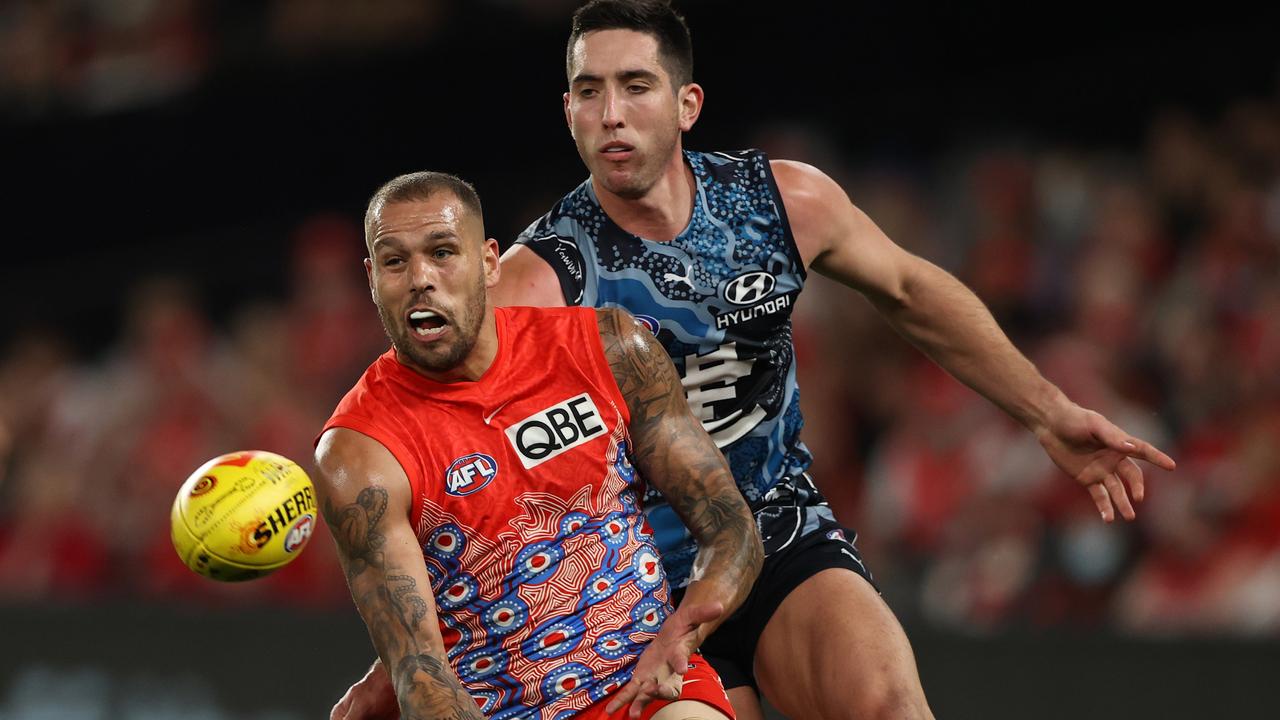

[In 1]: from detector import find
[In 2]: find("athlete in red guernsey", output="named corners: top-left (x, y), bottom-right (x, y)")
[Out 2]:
top-left (315, 172), bottom-right (761, 720)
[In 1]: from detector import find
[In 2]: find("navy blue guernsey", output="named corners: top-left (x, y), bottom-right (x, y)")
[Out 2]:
top-left (516, 149), bottom-right (818, 587)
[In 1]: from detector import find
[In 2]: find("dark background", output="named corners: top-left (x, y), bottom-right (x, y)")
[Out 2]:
top-left (5, 2), bottom-right (1276, 355)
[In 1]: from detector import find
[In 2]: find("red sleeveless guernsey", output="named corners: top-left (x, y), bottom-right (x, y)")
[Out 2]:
top-left (321, 306), bottom-right (671, 719)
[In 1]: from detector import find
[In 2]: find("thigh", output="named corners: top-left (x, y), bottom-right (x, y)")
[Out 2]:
top-left (651, 701), bottom-right (733, 720)
top-left (725, 686), bottom-right (765, 720)
top-left (754, 568), bottom-right (932, 720)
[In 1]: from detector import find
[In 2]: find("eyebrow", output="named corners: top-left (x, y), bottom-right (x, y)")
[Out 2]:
top-left (571, 68), bottom-right (661, 86)
top-left (371, 229), bottom-right (459, 252)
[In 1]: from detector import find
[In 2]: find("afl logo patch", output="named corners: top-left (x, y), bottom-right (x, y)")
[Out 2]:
top-left (190, 475), bottom-right (216, 497)
top-left (284, 513), bottom-right (314, 552)
top-left (723, 271), bottom-right (776, 305)
top-left (634, 314), bottom-right (660, 335)
top-left (444, 453), bottom-right (498, 496)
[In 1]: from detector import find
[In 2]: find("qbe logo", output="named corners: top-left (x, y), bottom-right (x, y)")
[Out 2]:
top-left (505, 393), bottom-right (604, 469)
top-left (445, 453), bottom-right (499, 496)
top-left (722, 271), bottom-right (776, 306)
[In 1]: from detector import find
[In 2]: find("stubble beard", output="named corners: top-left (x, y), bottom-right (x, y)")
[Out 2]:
top-left (587, 124), bottom-right (681, 200)
top-left (376, 272), bottom-right (488, 376)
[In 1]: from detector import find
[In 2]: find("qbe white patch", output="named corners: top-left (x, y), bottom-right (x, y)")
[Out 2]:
top-left (505, 393), bottom-right (605, 469)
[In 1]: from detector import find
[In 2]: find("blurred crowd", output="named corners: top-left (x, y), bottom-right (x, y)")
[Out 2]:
top-left (785, 98), bottom-right (1280, 636)
top-left (3, 94), bottom-right (1278, 636)
top-left (0, 213), bottom-right (386, 608)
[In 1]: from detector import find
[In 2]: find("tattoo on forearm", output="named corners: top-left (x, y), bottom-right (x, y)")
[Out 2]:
top-left (396, 655), bottom-right (484, 720)
top-left (323, 488), bottom-right (482, 720)
top-left (596, 308), bottom-right (763, 609)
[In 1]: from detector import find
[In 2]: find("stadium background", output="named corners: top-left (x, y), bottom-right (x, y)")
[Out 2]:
top-left (2, 1), bottom-right (1279, 717)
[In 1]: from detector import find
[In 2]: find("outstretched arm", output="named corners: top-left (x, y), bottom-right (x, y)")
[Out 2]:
top-left (773, 159), bottom-right (1175, 521)
top-left (596, 307), bottom-right (763, 715)
top-left (315, 428), bottom-right (483, 720)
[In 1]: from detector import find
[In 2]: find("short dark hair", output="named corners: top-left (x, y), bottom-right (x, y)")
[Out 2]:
top-left (364, 171), bottom-right (484, 251)
top-left (566, 0), bottom-right (693, 87)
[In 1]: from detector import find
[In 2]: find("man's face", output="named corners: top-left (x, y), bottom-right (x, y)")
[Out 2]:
top-left (365, 194), bottom-right (498, 378)
top-left (565, 29), bottom-right (693, 199)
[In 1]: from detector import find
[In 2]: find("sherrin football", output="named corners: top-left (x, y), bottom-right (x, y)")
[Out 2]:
top-left (171, 450), bottom-right (318, 582)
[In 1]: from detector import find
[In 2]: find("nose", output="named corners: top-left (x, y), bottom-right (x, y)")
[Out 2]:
top-left (601, 87), bottom-right (625, 129)
top-left (409, 255), bottom-right (436, 293)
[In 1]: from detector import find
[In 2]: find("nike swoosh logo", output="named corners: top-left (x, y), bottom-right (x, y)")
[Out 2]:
top-left (483, 401), bottom-right (510, 425)
top-left (681, 678), bottom-right (702, 687)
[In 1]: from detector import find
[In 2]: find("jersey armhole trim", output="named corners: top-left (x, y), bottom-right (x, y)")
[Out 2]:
top-left (757, 151), bottom-right (809, 282)
top-left (516, 233), bottom-right (583, 307)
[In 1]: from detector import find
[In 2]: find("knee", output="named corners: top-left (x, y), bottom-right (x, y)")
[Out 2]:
top-left (846, 678), bottom-right (931, 720)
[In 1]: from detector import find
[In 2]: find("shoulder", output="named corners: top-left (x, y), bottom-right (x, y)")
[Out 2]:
top-left (770, 159), bottom-right (856, 266)
top-left (314, 427), bottom-right (411, 505)
top-left (593, 307), bottom-right (669, 378)
top-left (592, 306), bottom-right (646, 345)
top-left (770, 159), bottom-right (848, 207)
top-left (493, 244), bottom-right (567, 308)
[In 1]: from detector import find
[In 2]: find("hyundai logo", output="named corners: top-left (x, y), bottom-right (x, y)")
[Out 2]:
top-left (723, 271), bottom-right (776, 305)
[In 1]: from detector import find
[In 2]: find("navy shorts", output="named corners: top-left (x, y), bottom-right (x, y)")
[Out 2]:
top-left (675, 474), bottom-right (875, 691)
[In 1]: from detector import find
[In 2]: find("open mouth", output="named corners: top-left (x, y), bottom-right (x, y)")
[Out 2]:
top-left (407, 309), bottom-right (448, 337)
top-left (601, 142), bottom-right (634, 156)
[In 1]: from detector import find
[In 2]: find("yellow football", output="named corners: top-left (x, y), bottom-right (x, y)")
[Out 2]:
top-left (170, 450), bottom-right (318, 582)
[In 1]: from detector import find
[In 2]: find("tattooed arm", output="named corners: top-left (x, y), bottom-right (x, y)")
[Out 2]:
top-left (314, 428), bottom-right (483, 720)
top-left (597, 307), bottom-right (763, 714)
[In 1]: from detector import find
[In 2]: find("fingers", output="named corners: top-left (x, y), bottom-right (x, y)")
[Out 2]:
top-left (630, 678), bottom-right (681, 719)
top-left (606, 679), bottom-right (643, 714)
top-left (1086, 482), bottom-right (1114, 523)
top-left (1117, 456), bottom-right (1145, 503)
top-left (1104, 473), bottom-right (1135, 520)
top-left (1091, 416), bottom-right (1176, 471)
top-left (610, 663), bottom-right (686, 717)
top-left (1084, 457), bottom-right (1146, 522)
top-left (1126, 437), bottom-right (1177, 471)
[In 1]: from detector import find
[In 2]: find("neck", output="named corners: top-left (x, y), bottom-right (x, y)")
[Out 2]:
top-left (594, 150), bottom-right (694, 242)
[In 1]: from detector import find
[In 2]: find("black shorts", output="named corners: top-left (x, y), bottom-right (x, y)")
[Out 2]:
top-left (674, 474), bottom-right (875, 692)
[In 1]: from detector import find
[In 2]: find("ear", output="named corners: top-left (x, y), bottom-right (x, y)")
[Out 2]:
top-left (482, 238), bottom-right (501, 289)
top-left (563, 91), bottom-right (574, 135)
top-left (363, 257), bottom-right (376, 300)
top-left (677, 82), bottom-right (704, 133)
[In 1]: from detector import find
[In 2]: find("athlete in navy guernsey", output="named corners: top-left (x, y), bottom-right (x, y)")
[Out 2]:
top-left (329, 3), bottom-right (1178, 720)
top-left (516, 148), bottom-right (812, 586)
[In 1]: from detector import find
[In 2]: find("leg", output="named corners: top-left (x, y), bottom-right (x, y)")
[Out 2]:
top-left (651, 701), bottom-right (733, 720)
top-left (754, 569), bottom-right (933, 720)
top-left (726, 686), bottom-right (766, 720)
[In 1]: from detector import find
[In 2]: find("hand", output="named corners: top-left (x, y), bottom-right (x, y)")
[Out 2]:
top-left (605, 600), bottom-right (724, 718)
top-left (1036, 401), bottom-right (1176, 522)
top-left (331, 659), bottom-right (399, 720)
